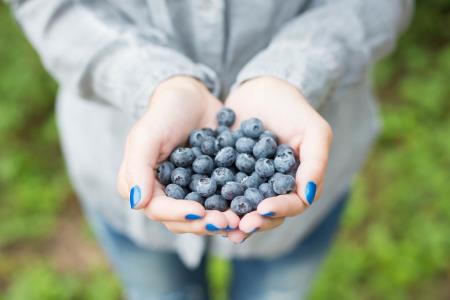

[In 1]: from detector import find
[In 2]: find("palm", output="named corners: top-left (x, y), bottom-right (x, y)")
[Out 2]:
top-left (224, 77), bottom-right (333, 243)
top-left (226, 79), bottom-right (319, 157)
top-left (118, 77), bottom-right (240, 236)
top-left (150, 93), bottom-right (223, 164)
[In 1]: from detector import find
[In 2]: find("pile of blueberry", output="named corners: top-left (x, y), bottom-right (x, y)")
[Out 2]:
top-left (156, 108), bottom-right (299, 216)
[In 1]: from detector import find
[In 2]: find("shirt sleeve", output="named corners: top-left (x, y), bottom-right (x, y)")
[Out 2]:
top-left (9, 0), bottom-right (220, 119)
top-left (234, 0), bottom-right (414, 108)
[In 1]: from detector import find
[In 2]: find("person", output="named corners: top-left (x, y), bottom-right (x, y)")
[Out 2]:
top-left (10, 0), bottom-right (413, 299)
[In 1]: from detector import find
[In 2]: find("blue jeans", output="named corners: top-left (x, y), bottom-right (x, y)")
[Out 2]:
top-left (85, 193), bottom-right (348, 300)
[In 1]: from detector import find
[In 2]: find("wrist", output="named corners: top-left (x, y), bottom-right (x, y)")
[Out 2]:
top-left (228, 76), bottom-right (308, 106)
top-left (154, 76), bottom-right (209, 98)
top-left (148, 76), bottom-right (211, 113)
top-left (241, 76), bottom-right (300, 94)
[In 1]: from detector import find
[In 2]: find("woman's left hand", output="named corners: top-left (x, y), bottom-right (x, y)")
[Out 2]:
top-left (224, 77), bottom-right (333, 243)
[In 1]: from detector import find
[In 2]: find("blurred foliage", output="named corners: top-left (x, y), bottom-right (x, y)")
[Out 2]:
top-left (310, 1), bottom-right (450, 300)
top-left (5, 264), bottom-right (120, 300)
top-left (0, 1), bottom-right (449, 299)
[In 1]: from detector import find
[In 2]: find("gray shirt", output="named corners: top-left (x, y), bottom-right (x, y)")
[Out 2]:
top-left (10, 0), bottom-right (413, 267)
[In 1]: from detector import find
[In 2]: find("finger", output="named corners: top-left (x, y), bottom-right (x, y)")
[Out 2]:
top-left (162, 210), bottom-right (229, 235)
top-left (202, 98), bottom-right (224, 129)
top-left (296, 121), bottom-right (332, 206)
top-left (227, 230), bottom-right (249, 244)
top-left (143, 184), bottom-right (205, 222)
top-left (239, 211), bottom-right (285, 233)
top-left (124, 125), bottom-right (160, 210)
top-left (222, 209), bottom-right (241, 231)
top-left (256, 193), bottom-right (307, 218)
top-left (117, 155), bottom-right (130, 199)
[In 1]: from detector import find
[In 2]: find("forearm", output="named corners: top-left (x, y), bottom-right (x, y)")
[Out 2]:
top-left (10, 0), bottom-right (219, 118)
top-left (236, 0), bottom-right (414, 108)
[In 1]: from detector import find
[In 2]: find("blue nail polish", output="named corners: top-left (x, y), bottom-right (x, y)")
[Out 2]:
top-left (305, 181), bottom-right (317, 205)
top-left (261, 211), bottom-right (275, 217)
top-left (129, 185), bottom-right (141, 209)
top-left (205, 224), bottom-right (220, 231)
top-left (185, 214), bottom-right (202, 220)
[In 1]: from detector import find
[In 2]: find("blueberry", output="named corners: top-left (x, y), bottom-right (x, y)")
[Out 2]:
top-left (217, 130), bottom-right (235, 148)
top-left (216, 125), bottom-right (230, 135)
top-left (235, 137), bottom-right (256, 154)
top-left (171, 167), bottom-right (191, 187)
top-left (255, 158), bottom-right (275, 178)
top-left (205, 195), bottom-right (228, 212)
top-left (201, 136), bottom-right (218, 156)
top-left (260, 130), bottom-right (278, 143)
top-left (230, 196), bottom-right (253, 216)
top-left (235, 153), bottom-right (256, 174)
top-left (271, 174), bottom-right (296, 195)
top-left (232, 129), bottom-right (244, 141)
top-left (274, 152), bottom-right (296, 173)
top-left (170, 147), bottom-right (195, 167)
top-left (201, 128), bottom-right (216, 137)
top-left (211, 167), bottom-right (235, 186)
top-left (156, 161), bottom-right (174, 185)
top-left (192, 155), bottom-right (214, 175)
top-left (244, 188), bottom-right (264, 209)
top-left (276, 144), bottom-right (295, 156)
top-left (216, 107), bottom-right (236, 127)
top-left (241, 118), bottom-right (264, 138)
top-left (221, 182), bottom-right (245, 200)
top-left (189, 129), bottom-right (207, 147)
top-left (189, 174), bottom-right (207, 191)
top-left (195, 177), bottom-right (217, 197)
top-left (235, 172), bottom-right (248, 184)
top-left (191, 146), bottom-right (203, 158)
top-left (215, 147), bottom-right (236, 167)
top-left (259, 182), bottom-right (277, 199)
top-left (214, 139), bottom-right (221, 151)
top-left (229, 165), bottom-right (240, 174)
top-left (184, 192), bottom-right (205, 204)
top-left (165, 183), bottom-right (186, 199)
top-left (253, 136), bottom-right (277, 159)
top-left (269, 172), bottom-right (284, 186)
top-left (242, 172), bottom-right (264, 189)
top-left (182, 186), bottom-right (191, 195)
top-left (287, 161), bottom-right (300, 177)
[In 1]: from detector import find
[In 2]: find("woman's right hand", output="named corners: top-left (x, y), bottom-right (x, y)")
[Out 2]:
top-left (117, 76), bottom-right (240, 235)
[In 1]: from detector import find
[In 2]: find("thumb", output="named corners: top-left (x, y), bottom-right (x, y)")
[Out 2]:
top-left (295, 120), bottom-right (333, 206)
top-left (120, 124), bottom-right (162, 210)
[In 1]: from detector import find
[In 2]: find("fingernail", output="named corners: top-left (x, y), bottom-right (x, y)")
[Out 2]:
top-left (205, 224), bottom-right (220, 232)
top-left (305, 181), bottom-right (317, 205)
top-left (261, 211), bottom-right (275, 217)
top-left (185, 214), bottom-right (202, 220)
top-left (225, 225), bottom-right (235, 231)
top-left (129, 185), bottom-right (141, 209)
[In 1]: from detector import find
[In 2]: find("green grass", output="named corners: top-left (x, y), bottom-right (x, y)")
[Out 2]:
top-left (0, 1), bottom-right (449, 299)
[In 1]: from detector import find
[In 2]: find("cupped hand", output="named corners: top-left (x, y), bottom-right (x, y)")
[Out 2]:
top-left (225, 77), bottom-right (333, 243)
top-left (117, 76), bottom-right (240, 235)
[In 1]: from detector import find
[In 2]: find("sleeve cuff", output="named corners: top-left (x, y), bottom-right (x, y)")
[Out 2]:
top-left (233, 43), bottom-right (345, 109)
top-left (78, 39), bottom-right (220, 119)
